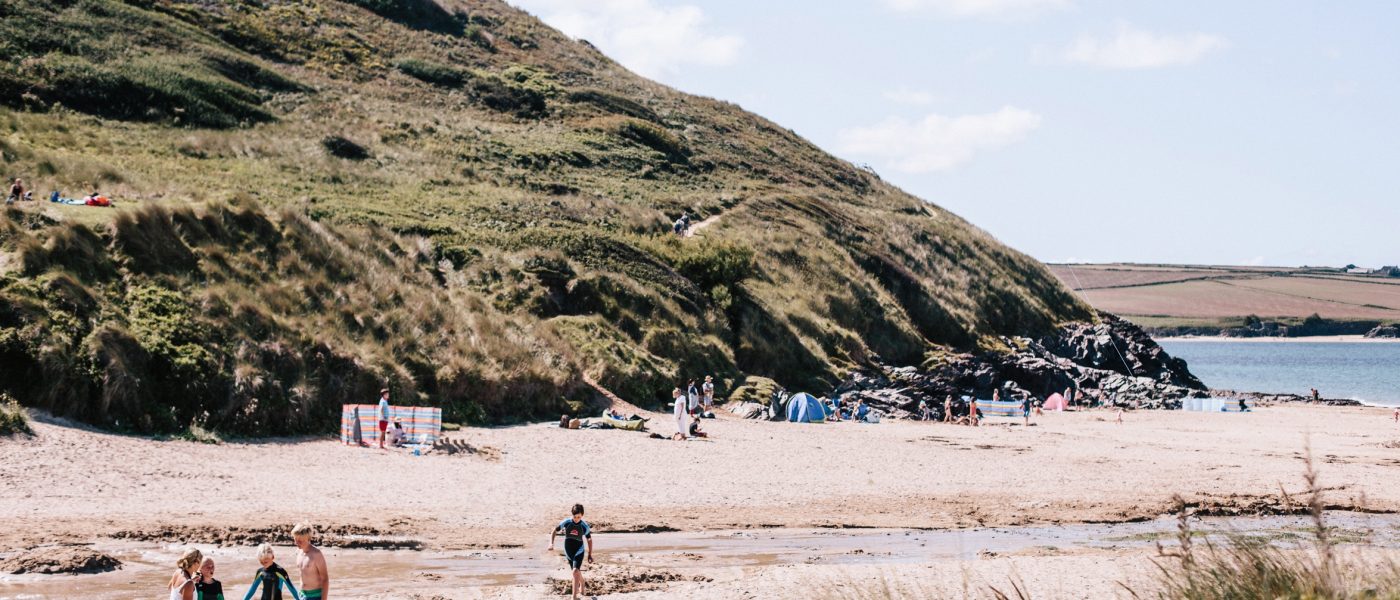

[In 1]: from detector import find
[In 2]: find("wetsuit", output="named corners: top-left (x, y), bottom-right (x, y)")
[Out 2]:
top-left (241, 563), bottom-right (297, 600)
top-left (196, 578), bottom-right (225, 600)
top-left (556, 518), bottom-right (592, 570)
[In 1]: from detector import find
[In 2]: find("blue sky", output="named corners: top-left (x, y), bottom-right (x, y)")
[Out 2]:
top-left (510, 1), bottom-right (1399, 267)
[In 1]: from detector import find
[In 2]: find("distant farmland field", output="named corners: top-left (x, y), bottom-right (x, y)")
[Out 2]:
top-left (1049, 264), bottom-right (1400, 329)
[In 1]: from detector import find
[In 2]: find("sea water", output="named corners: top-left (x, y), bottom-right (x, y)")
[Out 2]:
top-left (1159, 340), bottom-right (1400, 407)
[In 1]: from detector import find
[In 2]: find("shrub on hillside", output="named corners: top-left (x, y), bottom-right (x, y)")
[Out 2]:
top-left (395, 58), bottom-right (470, 88)
top-left (322, 136), bottom-right (371, 160)
top-left (616, 119), bottom-right (689, 163)
top-left (0, 395), bottom-right (33, 436)
top-left (24, 54), bottom-right (274, 128)
top-left (344, 0), bottom-right (463, 35)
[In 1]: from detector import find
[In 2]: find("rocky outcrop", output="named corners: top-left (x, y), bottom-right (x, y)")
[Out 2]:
top-left (1150, 319), bottom-right (1381, 338)
top-left (1365, 324), bottom-right (1400, 339)
top-left (1211, 389), bottom-right (1362, 407)
top-left (837, 312), bottom-right (1208, 419)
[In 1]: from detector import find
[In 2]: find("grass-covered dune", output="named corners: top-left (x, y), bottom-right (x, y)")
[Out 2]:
top-left (0, 0), bottom-right (1090, 435)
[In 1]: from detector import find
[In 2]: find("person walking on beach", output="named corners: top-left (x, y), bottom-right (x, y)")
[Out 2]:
top-left (918, 399), bottom-right (932, 421)
top-left (968, 397), bottom-right (979, 427)
top-left (1021, 394), bottom-right (1032, 427)
top-left (672, 387), bottom-right (688, 440)
top-left (168, 548), bottom-right (202, 600)
top-left (376, 389), bottom-right (391, 449)
top-left (702, 375), bottom-right (715, 412)
top-left (550, 504), bottom-right (595, 600)
top-left (293, 523), bottom-right (329, 600)
top-left (1311, 388), bottom-right (1320, 403)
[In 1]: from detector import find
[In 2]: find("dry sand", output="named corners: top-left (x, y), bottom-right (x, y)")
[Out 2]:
top-left (3, 404), bottom-right (1400, 597)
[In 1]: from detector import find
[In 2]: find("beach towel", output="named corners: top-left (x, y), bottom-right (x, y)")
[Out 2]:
top-left (341, 404), bottom-right (442, 445)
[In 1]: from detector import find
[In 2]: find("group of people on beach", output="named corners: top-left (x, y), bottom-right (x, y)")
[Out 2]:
top-left (671, 375), bottom-right (716, 439)
top-left (166, 523), bottom-right (329, 600)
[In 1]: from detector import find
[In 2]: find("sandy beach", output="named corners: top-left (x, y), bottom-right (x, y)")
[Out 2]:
top-left (3, 404), bottom-right (1400, 597)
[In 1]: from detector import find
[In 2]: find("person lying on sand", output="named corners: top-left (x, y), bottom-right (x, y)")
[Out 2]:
top-left (242, 544), bottom-right (297, 600)
top-left (293, 523), bottom-right (329, 600)
top-left (550, 504), bottom-right (594, 600)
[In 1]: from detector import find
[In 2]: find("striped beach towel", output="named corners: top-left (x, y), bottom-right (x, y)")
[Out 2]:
top-left (340, 404), bottom-right (443, 445)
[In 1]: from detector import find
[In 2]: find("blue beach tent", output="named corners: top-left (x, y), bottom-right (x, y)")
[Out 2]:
top-left (785, 392), bottom-right (827, 423)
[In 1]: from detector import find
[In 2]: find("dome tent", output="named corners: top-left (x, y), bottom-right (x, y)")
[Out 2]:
top-left (785, 392), bottom-right (827, 423)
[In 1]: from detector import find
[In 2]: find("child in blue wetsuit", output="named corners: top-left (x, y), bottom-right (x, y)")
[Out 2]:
top-left (549, 504), bottom-right (594, 600)
top-left (242, 544), bottom-right (299, 600)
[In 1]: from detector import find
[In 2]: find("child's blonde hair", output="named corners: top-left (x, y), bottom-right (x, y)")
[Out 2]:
top-left (256, 543), bottom-right (274, 561)
top-left (176, 548), bottom-right (203, 572)
top-left (291, 522), bottom-right (315, 539)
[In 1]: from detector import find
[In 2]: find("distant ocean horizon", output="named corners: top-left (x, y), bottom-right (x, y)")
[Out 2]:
top-left (1159, 340), bottom-right (1400, 407)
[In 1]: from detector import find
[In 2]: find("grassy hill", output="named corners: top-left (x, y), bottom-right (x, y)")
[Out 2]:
top-left (1050, 264), bottom-right (1400, 333)
top-left (0, 0), bottom-right (1090, 435)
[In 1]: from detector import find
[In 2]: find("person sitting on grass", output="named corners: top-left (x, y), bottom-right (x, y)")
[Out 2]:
top-left (196, 557), bottom-right (225, 600)
top-left (6, 177), bottom-right (23, 205)
top-left (242, 544), bottom-right (298, 600)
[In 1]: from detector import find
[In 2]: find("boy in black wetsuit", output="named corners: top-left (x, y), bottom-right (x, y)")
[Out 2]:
top-left (196, 558), bottom-right (225, 600)
top-left (549, 504), bottom-right (594, 600)
top-left (241, 544), bottom-right (299, 600)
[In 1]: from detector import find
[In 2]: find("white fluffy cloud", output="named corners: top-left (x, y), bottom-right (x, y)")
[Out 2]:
top-left (882, 0), bottom-right (1071, 18)
top-left (1055, 24), bottom-right (1228, 69)
top-left (510, 0), bottom-right (742, 78)
top-left (837, 107), bottom-right (1042, 173)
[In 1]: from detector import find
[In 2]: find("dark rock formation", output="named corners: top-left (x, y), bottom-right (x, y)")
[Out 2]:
top-left (1366, 324), bottom-right (1400, 339)
top-left (1, 547), bottom-right (121, 575)
top-left (836, 313), bottom-right (1208, 420)
top-left (1210, 389), bottom-right (1362, 407)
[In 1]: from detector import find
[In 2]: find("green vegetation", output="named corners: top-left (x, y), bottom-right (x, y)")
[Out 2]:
top-left (0, 0), bottom-right (1091, 434)
top-left (0, 393), bottom-right (33, 436)
top-left (1143, 461), bottom-right (1400, 600)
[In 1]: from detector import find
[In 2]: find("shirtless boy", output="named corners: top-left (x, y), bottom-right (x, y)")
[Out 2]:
top-left (292, 523), bottom-right (329, 600)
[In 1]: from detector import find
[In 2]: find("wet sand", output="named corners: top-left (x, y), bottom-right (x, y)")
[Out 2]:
top-left (3, 404), bottom-right (1400, 596)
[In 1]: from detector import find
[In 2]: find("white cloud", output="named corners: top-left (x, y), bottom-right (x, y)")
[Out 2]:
top-left (511, 0), bottom-right (742, 78)
top-left (1055, 24), bottom-right (1227, 69)
top-left (883, 88), bottom-right (938, 106)
top-left (882, 0), bottom-right (1072, 18)
top-left (837, 106), bottom-right (1042, 173)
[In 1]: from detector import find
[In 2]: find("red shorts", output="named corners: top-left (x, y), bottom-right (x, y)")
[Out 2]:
top-left (378, 420), bottom-right (388, 432)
